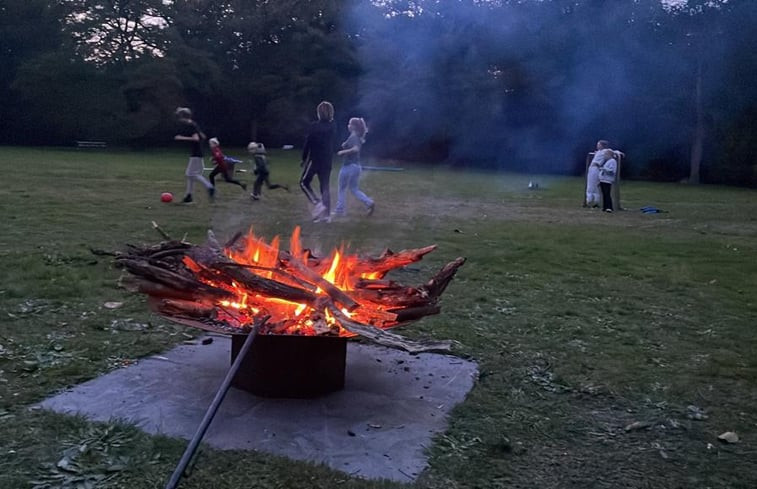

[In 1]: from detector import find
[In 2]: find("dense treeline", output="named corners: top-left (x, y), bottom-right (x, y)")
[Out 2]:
top-left (0, 0), bottom-right (755, 185)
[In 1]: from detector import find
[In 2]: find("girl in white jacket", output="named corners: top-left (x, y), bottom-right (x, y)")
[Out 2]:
top-left (598, 149), bottom-right (618, 212)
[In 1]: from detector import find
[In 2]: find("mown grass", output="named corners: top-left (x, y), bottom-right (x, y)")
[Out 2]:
top-left (0, 146), bottom-right (755, 488)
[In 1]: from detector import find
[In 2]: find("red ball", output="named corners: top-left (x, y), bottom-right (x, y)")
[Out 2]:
top-left (160, 192), bottom-right (173, 203)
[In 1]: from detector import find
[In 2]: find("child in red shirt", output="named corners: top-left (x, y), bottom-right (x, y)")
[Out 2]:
top-left (208, 138), bottom-right (247, 191)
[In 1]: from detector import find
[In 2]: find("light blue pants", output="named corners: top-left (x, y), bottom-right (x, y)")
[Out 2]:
top-left (335, 164), bottom-right (373, 214)
top-left (185, 157), bottom-right (213, 195)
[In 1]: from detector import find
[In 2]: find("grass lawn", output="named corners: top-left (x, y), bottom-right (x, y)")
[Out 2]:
top-left (0, 145), bottom-right (756, 488)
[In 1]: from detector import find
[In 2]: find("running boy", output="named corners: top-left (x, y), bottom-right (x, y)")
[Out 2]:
top-left (248, 142), bottom-right (289, 200)
top-left (174, 107), bottom-right (214, 203)
top-left (208, 137), bottom-right (247, 192)
top-left (300, 101), bottom-right (336, 221)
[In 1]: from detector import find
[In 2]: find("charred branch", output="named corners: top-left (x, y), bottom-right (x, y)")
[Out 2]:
top-left (116, 259), bottom-right (231, 299)
top-left (353, 245), bottom-right (438, 277)
top-left (422, 257), bottom-right (467, 299)
top-left (328, 305), bottom-right (452, 353)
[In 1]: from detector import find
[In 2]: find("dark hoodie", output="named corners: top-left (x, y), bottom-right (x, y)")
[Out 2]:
top-left (301, 119), bottom-right (335, 168)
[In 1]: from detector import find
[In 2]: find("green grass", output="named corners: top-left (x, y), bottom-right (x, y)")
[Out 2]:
top-left (1, 146), bottom-right (756, 488)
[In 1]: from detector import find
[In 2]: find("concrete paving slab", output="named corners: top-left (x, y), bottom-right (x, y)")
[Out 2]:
top-left (37, 335), bottom-right (478, 482)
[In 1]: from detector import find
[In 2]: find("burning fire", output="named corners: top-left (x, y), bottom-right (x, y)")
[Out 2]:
top-left (183, 226), bottom-right (432, 336)
top-left (119, 225), bottom-right (465, 340)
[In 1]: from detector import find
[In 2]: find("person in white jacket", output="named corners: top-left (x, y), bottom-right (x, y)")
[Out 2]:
top-left (598, 149), bottom-right (618, 212)
top-left (585, 140), bottom-right (611, 207)
top-left (586, 157), bottom-right (602, 208)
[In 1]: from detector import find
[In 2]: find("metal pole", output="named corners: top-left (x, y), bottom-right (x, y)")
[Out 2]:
top-left (165, 319), bottom-right (265, 489)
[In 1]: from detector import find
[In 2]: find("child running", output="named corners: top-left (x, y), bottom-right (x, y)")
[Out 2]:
top-left (333, 117), bottom-right (374, 218)
top-left (248, 142), bottom-right (289, 200)
top-left (300, 101), bottom-right (336, 221)
top-left (174, 107), bottom-right (214, 203)
top-left (208, 138), bottom-right (247, 192)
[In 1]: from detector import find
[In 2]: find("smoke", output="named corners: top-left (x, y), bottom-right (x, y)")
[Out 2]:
top-left (345, 0), bottom-right (753, 175)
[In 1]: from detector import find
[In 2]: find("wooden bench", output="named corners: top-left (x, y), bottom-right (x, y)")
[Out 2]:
top-left (76, 140), bottom-right (107, 149)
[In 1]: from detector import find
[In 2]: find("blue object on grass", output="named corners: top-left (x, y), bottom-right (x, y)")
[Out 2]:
top-left (640, 206), bottom-right (666, 214)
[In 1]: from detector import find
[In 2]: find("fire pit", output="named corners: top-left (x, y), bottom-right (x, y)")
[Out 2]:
top-left (230, 333), bottom-right (346, 398)
top-left (116, 225), bottom-right (465, 398)
top-left (106, 225), bottom-right (467, 487)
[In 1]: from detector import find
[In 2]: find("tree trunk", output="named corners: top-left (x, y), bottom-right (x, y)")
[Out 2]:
top-left (612, 155), bottom-right (621, 211)
top-left (689, 59), bottom-right (704, 184)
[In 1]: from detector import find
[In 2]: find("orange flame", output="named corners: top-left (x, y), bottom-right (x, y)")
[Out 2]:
top-left (186, 226), bottom-right (407, 336)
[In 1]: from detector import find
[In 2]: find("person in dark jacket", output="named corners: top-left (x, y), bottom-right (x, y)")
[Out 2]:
top-left (299, 101), bottom-right (335, 222)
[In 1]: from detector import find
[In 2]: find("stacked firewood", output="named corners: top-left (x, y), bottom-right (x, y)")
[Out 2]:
top-left (111, 228), bottom-right (465, 353)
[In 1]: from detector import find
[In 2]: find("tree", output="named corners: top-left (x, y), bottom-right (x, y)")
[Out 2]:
top-left (0, 0), bottom-right (66, 143)
top-left (62, 0), bottom-right (171, 67)
top-left (656, 0), bottom-right (736, 184)
top-left (164, 0), bottom-right (360, 145)
top-left (11, 53), bottom-right (125, 144)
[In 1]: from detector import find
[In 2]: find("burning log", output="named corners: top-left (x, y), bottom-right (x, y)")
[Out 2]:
top-left (279, 250), bottom-right (360, 311)
top-left (116, 259), bottom-right (232, 299)
top-left (327, 305), bottom-right (453, 353)
top-left (115, 226), bottom-right (465, 353)
top-left (352, 245), bottom-right (438, 277)
top-left (154, 298), bottom-right (216, 319)
top-left (200, 260), bottom-right (319, 305)
top-left (135, 281), bottom-right (219, 302)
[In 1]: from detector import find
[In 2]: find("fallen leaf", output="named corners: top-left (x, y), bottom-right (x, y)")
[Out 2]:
top-left (56, 457), bottom-right (79, 473)
top-left (624, 421), bottom-right (653, 432)
top-left (686, 405), bottom-right (708, 420)
top-left (718, 431), bottom-right (739, 443)
top-left (104, 302), bottom-right (123, 309)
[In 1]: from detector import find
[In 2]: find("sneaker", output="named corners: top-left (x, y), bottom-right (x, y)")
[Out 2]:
top-left (604, 208), bottom-right (613, 213)
top-left (366, 202), bottom-right (375, 216)
top-left (181, 194), bottom-right (193, 204)
top-left (251, 193), bottom-right (260, 201)
top-left (313, 215), bottom-right (331, 223)
top-left (208, 187), bottom-right (215, 202)
top-left (311, 202), bottom-right (326, 219)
